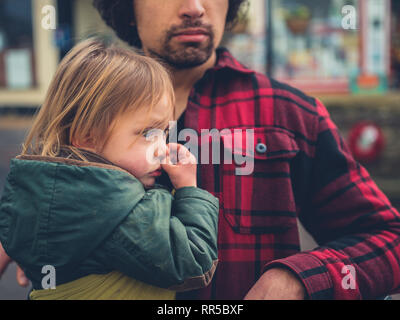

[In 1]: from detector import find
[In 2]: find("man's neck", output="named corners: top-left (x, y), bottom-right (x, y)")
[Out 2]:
top-left (172, 51), bottom-right (217, 91)
top-left (171, 51), bottom-right (217, 120)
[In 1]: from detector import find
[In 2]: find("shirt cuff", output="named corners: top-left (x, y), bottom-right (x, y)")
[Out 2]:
top-left (263, 252), bottom-right (334, 300)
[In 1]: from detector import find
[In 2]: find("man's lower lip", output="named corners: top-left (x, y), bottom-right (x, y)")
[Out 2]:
top-left (173, 34), bottom-right (209, 42)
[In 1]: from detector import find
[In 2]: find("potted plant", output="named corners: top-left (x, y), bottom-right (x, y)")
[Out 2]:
top-left (284, 6), bottom-right (311, 35)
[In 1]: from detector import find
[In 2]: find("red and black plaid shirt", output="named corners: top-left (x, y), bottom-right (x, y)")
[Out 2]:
top-left (176, 48), bottom-right (400, 300)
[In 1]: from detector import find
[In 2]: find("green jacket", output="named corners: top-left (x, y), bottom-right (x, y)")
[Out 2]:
top-left (0, 154), bottom-right (219, 291)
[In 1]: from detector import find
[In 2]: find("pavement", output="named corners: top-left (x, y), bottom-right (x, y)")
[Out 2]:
top-left (0, 122), bottom-right (398, 300)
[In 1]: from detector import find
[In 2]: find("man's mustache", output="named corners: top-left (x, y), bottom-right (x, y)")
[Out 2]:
top-left (166, 20), bottom-right (214, 40)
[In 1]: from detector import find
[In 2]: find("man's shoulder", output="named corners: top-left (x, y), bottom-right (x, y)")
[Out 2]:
top-left (260, 75), bottom-right (318, 109)
top-left (211, 68), bottom-right (320, 124)
top-left (228, 71), bottom-right (319, 112)
top-left (214, 48), bottom-right (318, 111)
top-left (202, 51), bottom-right (323, 146)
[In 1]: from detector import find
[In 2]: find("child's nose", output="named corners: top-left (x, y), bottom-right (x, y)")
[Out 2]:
top-left (154, 140), bottom-right (167, 161)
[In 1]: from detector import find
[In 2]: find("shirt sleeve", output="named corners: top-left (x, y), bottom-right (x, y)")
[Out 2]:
top-left (264, 99), bottom-right (400, 299)
top-left (98, 186), bottom-right (219, 292)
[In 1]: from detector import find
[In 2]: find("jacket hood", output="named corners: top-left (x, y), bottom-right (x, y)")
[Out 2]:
top-left (0, 156), bottom-right (145, 279)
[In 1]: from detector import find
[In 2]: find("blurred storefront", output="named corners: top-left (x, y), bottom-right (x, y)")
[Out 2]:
top-left (0, 0), bottom-right (59, 108)
top-left (392, 0), bottom-right (400, 89)
top-left (224, 0), bottom-right (400, 94)
top-left (1, 0), bottom-right (399, 107)
top-left (0, 0), bottom-right (115, 110)
top-left (270, 0), bottom-right (390, 94)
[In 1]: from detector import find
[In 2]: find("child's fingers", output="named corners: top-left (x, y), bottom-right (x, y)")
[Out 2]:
top-left (161, 151), bottom-right (175, 167)
top-left (165, 143), bottom-right (197, 165)
top-left (172, 144), bottom-right (195, 164)
top-left (159, 147), bottom-right (170, 165)
top-left (168, 143), bottom-right (190, 154)
top-left (161, 151), bottom-right (181, 168)
top-left (167, 143), bottom-right (188, 165)
top-left (177, 146), bottom-right (188, 164)
top-left (187, 153), bottom-right (197, 165)
top-left (178, 149), bottom-right (197, 165)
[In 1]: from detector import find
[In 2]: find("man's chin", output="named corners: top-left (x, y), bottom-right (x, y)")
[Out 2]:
top-left (149, 41), bottom-right (214, 70)
top-left (165, 51), bottom-right (212, 69)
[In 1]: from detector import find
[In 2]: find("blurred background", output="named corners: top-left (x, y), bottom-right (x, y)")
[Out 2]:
top-left (0, 0), bottom-right (399, 299)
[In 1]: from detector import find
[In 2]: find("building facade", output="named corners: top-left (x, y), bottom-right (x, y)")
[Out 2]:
top-left (0, 0), bottom-right (115, 109)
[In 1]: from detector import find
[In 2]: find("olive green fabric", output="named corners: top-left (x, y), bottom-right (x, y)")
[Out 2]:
top-left (29, 271), bottom-right (176, 300)
top-left (0, 156), bottom-right (219, 296)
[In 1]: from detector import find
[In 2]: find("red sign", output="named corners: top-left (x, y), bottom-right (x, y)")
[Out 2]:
top-left (348, 122), bottom-right (385, 163)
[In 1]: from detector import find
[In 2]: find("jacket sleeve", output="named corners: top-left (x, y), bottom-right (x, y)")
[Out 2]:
top-left (264, 99), bottom-right (400, 299)
top-left (98, 186), bottom-right (219, 292)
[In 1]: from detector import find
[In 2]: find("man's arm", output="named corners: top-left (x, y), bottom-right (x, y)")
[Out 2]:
top-left (261, 99), bottom-right (400, 299)
top-left (0, 242), bottom-right (29, 287)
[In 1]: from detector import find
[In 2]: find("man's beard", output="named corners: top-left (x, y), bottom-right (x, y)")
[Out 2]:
top-left (148, 21), bottom-right (215, 70)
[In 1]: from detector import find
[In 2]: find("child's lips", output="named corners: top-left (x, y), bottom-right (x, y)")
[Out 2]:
top-left (149, 169), bottom-right (163, 177)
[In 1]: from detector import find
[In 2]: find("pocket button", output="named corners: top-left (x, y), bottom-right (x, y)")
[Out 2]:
top-left (255, 142), bottom-right (267, 154)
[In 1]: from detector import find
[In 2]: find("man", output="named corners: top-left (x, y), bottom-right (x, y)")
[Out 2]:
top-left (1, 0), bottom-right (400, 299)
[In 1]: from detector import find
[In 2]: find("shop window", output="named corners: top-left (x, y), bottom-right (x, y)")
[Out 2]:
top-left (221, 0), bottom-right (267, 74)
top-left (0, 0), bottom-right (36, 89)
top-left (391, 0), bottom-right (400, 88)
top-left (270, 0), bottom-right (360, 93)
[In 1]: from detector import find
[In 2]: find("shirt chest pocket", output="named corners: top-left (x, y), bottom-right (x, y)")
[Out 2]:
top-left (220, 127), bottom-right (300, 234)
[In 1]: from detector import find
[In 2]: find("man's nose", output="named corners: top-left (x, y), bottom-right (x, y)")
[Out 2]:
top-left (178, 0), bottom-right (205, 19)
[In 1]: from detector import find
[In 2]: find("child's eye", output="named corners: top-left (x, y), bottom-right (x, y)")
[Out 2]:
top-left (142, 128), bottom-right (167, 140)
top-left (141, 129), bottom-right (151, 137)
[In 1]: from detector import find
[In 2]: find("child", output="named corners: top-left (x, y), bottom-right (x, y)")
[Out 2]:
top-left (0, 38), bottom-right (219, 300)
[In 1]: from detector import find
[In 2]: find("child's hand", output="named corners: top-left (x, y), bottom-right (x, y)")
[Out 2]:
top-left (161, 143), bottom-right (197, 189)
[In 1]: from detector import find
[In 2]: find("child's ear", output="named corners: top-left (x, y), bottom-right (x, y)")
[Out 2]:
top-left (71, 135), bottom-right (97, 153)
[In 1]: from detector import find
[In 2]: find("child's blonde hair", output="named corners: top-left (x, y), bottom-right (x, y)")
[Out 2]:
top-left (22, 37), bottom-right (175, 160)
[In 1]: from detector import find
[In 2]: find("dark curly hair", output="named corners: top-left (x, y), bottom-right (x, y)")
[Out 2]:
top-left (92, 0), bottom-right (248, 48)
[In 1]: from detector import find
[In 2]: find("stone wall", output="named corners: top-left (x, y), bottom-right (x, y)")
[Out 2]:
top-left (321, 94), bottom-right (400, 209)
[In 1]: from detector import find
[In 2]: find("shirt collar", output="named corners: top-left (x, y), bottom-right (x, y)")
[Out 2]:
top-left (212, 47), bottom-right (255, 74)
